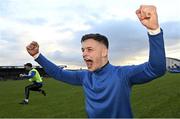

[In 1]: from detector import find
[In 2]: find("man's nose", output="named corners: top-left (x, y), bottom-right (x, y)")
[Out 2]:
top-left (83, 50), bottom-right (88, 58)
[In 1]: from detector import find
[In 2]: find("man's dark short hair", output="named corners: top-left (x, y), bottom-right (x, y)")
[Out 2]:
top-left (81, 33), bottom-right (109, 49)
top-left (24, 63), bottom-right (32, 68)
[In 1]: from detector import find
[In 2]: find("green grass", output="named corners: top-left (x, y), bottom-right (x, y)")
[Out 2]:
top-left (131, 73), bottom-right (180, 118)
top-left (0, 78), bottom-right (86, 118)
top-left (0, 73), bottom-right (180, 118)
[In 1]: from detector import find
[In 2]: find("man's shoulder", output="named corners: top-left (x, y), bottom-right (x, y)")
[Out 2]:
top-left (112, 64), bottom-right (136, 70)
top-left (111, 64), bottom-right (141, 75)
top-left (29, 68), bottom-right (38, 74)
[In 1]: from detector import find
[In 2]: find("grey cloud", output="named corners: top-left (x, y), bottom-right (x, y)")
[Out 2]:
top-left (0, 30), bottom-right (19, 42)
top-left (47, 19), bottom-right (148, 66)
top-left (86, 20), bottom-right (180, 64)
top-left (161, 21), bottom-right (180, 39)
top-left (49, 19), bottom-right (180, 66)
top-left (73, 19), bottom-right (150, 65)
top-left (1, 18), bottom-right (179, 66)
top-left (47, 50), bottom-right (84, 67)
top-left (0, 30), bottom-right (23, 60)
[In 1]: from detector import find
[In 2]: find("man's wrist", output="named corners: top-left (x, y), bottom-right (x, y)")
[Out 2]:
top-left (33, 53), bottom-right (40, 59)
top-left (148, 27), bottom-right (161, 35)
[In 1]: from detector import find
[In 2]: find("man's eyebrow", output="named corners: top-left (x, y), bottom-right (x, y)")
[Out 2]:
top-left (82, 47), bottom-right (93, 49)
top-left (81, 47), bottom-right (94, 51)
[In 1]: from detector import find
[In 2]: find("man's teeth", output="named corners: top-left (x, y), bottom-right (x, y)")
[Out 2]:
top-left (85, 59), bottom-right (92, 62)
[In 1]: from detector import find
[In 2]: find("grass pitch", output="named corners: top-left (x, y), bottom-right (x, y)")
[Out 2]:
top-left (0, 73), bottom-right (180, 118)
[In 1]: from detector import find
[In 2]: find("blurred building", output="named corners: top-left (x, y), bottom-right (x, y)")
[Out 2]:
top-left (166, 57), bottom-right (180, 68)
top-left (1, 57), bottom-right (179, 80)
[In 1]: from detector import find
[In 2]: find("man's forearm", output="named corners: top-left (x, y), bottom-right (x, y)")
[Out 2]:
top-left (34, 54), bottom-right (83, 85)
top-left (22, 75), bottom-right (33, 79)
top-left (35, 54), bottom-right (65, 78)
top-left (22, 71), bottom-right (35, 78)
top-left (148, 28), bottom-right (166, 76)
top-left (125, 28), bottom-right (166, 85)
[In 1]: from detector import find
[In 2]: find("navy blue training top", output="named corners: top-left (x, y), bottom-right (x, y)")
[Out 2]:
top-left (35, 30), bottom-right (166, 118)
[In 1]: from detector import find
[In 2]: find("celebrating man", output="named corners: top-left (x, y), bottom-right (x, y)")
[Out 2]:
top-left (26, 5), bottom-right (166, 118)
top-left (19, 63), bottom-right (46, 104)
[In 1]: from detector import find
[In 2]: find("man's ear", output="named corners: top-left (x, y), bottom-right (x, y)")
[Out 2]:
top-left (102, 47), bottom-right (108, 57)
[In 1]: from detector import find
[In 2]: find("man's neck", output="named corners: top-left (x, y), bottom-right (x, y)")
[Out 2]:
top-left (93, 61), bottom-right (109, 72)
top-left (101, 61), bottom-right (109, 69)
top-left (99, 60), bottom-right (109, 69)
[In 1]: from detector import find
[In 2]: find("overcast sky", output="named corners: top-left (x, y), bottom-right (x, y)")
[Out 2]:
top-left (0, 0), bottom-right (180, 68)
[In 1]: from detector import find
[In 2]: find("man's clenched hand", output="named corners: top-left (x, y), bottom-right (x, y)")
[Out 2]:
top-left (26, 41), bottom-right (39, 57)
top-left (136, 5), bottom-right (159, 30)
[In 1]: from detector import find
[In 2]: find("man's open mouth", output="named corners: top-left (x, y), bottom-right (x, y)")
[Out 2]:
top-left (84, 59), bottom-right (93, 68)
